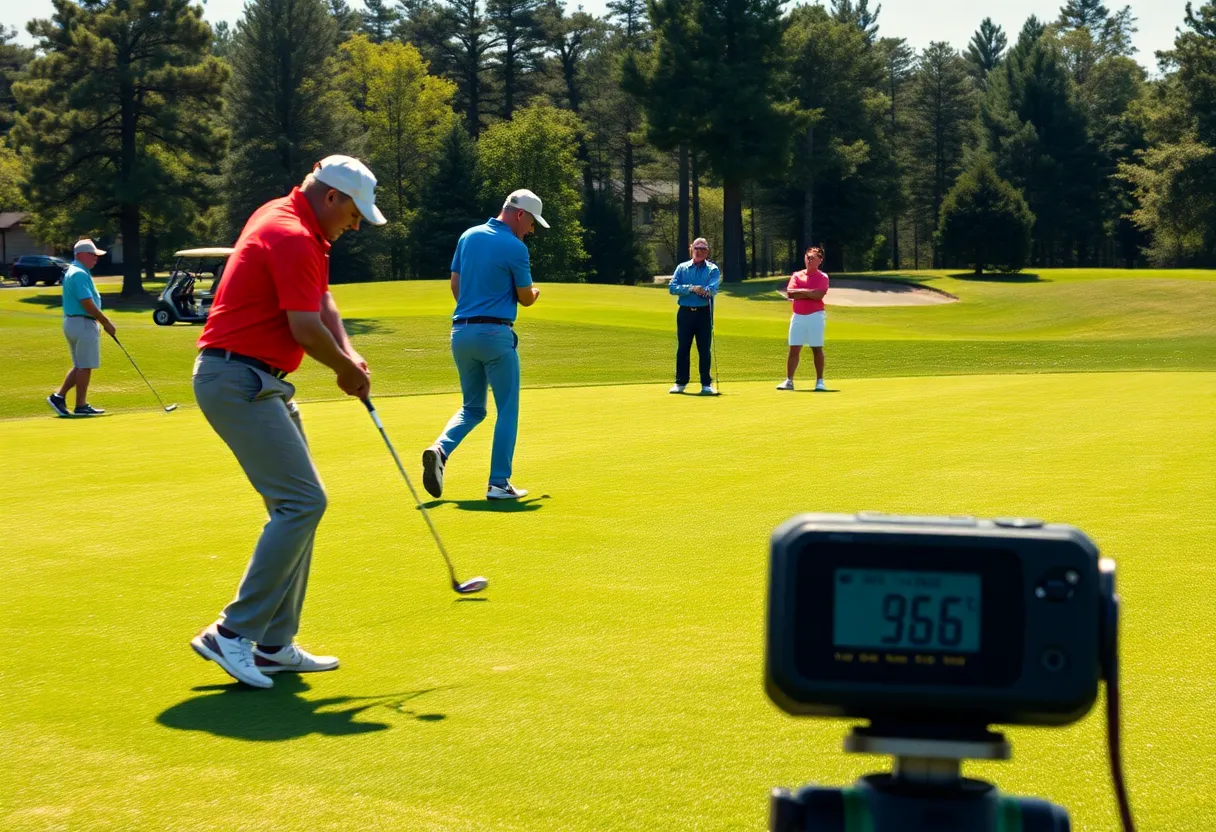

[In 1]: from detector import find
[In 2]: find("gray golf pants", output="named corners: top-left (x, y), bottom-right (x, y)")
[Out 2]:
top-left (193, 354), bottom-right (326, 645)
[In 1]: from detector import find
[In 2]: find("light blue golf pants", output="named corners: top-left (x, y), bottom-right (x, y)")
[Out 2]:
top-left (436, 323), bottom-right (521, 486)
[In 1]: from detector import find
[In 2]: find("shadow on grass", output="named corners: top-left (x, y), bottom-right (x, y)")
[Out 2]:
top-left (949, 272), bottom-right (1046, 283)
top-left (421, 497), bottom-right (546, 513)
top-left (19, 291), bottom-right (163, 311)
top-left (157, 675), bottom-right (447, 740)
top-left (343, 317), bottom-right (392, 336)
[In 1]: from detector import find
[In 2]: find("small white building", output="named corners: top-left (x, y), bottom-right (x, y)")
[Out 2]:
top-left (0, 212), bottom-right (53, 268)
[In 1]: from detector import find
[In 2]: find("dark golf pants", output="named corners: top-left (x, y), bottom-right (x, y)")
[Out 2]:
top-left (675, 305), bottom-right (713, 387)
top-left (193, 355), bottom-right (325, 645)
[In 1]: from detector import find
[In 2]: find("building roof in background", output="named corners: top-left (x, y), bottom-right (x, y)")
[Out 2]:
top-left (0, 212), bottom-right (28, 230)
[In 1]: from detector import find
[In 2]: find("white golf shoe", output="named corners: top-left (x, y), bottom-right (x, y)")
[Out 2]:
top-left (191, 624), bottom-right (273, 689)
top-left (815, 379), bottom-right (827, 391)
top-left (422, 446), bottom-right (445, 498)
top-left (253, 642), bottom-right (340, 674)
top-left (487, 482), bottom-right (529, 500)
top-left (700, 385), bottom-right (717, 396)
top-left (776, 379), bottom-right (794, 391)
top-left (669, 383), bottom-right (686, 394)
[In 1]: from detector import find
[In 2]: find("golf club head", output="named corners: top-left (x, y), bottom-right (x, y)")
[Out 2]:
top-left (454, 576), bottom-right (488, 594)
top-left (164, 404), bottom-right (179, 412)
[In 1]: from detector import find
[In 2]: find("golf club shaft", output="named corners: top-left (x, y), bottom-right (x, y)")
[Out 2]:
top-left (361, 397), bottom-right (460, 585)
top-left (109, 332), bottom-right (173, 411)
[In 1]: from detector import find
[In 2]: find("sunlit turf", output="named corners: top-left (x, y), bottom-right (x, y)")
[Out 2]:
top-left (2, 270), bottom-right (1213, 831)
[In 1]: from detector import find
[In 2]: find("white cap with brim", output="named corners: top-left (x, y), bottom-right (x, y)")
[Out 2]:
top-left (313, 155), bottom-right (388, 226)
top-left (504, 189), bottom-right (549, 228)
top-left (74, 239), bottom-right (106, 256)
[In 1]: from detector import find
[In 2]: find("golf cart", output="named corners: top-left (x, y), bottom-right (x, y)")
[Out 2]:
top-left (152, 247), bottom-right (234, 326)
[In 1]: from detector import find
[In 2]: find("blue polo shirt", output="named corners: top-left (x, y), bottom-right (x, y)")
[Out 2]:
top-left (450, 217), bottom-right (533, 322)
top-left (669, 259), bottom-right (721, 308)
top-left (62, 260), bottom-right (101, 317)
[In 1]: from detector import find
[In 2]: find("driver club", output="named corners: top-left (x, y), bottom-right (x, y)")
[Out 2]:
top-left (108, 332), bottom-right (178, 412)
top-left (361, 397), bottom-right (488, 595)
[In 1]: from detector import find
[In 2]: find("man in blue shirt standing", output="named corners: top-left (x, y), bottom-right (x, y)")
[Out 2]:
top-left (668, 237), bottom-right (722, 395)
top-left (422, 189), bottom-right (544, 500)
top-left (47, 239), bottom-right (116, 417)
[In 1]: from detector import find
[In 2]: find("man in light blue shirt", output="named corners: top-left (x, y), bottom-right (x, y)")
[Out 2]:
top-left (668, 237), bottom-right (722, 395)
top-left (422, 189), bottom-right (544, 500)
top-left (47, 239), bottom-right (116, 417)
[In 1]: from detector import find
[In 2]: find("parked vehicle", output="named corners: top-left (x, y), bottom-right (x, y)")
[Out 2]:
top-left (152, 247), bottom-right (234, 326)
top-left (10, 255), bottom-right (69, 287)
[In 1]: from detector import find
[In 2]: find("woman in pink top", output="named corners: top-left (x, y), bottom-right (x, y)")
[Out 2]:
top-left (777, 246), bottom-right (828, 391)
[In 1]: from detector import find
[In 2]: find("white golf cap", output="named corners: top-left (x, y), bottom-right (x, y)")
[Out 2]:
top-left (313, 155), bottom-right (387, 226)
top-left (73, 238), bottom-right (106, 256)
top-left (504, 188), bottom-right (549, 228)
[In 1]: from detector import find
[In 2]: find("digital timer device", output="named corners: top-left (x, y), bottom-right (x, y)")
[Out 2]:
top-left (763, 512), bottom-right (1132, 832)
top-left (766, 512), bottom-right (1112, 727)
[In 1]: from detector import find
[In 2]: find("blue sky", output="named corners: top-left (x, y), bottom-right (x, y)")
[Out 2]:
top-left (3, 0), bottom-right (1193, 72)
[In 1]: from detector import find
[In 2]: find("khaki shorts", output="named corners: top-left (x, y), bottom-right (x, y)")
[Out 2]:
top-left (63, 316), bottom-right (101, 369)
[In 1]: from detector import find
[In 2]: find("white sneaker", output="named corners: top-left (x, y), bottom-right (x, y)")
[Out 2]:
top-left (776, 379), bottom-right (794, 391)
top-left (191, 624), bottom-right (273, 688)
top-left (700, 385), bottom-right (717, 396)
top-left (487, 482), bottom-right (529, 500)
top-left (253, 642), bottom-right (340, 674)
top-left (422, 446), bottom-right (445, 498)
top-left (815, 379), bottom-right (827, 391)
top-left (669, 384), bottom-right (686, 394)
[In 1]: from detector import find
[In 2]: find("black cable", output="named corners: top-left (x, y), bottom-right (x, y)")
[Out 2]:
top-left (1106, 650), bottom-right (1136, 832)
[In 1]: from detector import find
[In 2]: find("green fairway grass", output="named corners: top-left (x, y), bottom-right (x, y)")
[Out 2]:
top-left (2, 268), bottom-right (1215, 420)
top-left (2, 271), bottom-right (1214, 831)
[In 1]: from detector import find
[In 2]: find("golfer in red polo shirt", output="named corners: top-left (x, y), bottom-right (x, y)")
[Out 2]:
top-left (190, 156), bottom-right (385, 689)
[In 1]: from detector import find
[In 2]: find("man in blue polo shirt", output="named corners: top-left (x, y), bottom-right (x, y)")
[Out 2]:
top-left (422, 189), bottom-right (544, 500)
top-left (47, 239), bottom-right (116, 417)
top-left (668, 236), bottom-right (721, 395)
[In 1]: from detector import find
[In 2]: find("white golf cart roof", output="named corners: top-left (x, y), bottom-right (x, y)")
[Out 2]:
top-left (174, 247), bottom-right (235, 258)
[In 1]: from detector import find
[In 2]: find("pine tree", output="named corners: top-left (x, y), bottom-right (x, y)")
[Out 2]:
top-left (878, 36), bottom-right (915, 267)
top-left (830, 0), bottom-right (880, 45)
top-left (488, 0), bottom-right (547, 119)
top-left (980, 27), bottom-right (1102, 264)
top-left (443, 0), bottom-right (499, 136)
top-left (13, 0), bottom-right (227, 294)
top-left (631, 0), bottom-right (793, 281)
top-left (360, 0), bottom-right (400, 43)
top-left (908, 42), bottom-right (976, 267)
top-left (410, 122), bottom-right (483, 277)
top-left (329, 0), bottom-right (361, 42)
top-left (222, 0), bottom-right (354, 235)
top-left (937, 153), bottom-right (1034, 274)
top-left (0, 27), bottom-right (34, 136)
top-left (965, 18), bottom-right (1006, 88)
top-left (780, 4), bottom-right (894, 270)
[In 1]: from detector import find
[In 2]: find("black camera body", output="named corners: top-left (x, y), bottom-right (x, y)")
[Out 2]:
top-left (765, 512), bottom-right (1122, 832)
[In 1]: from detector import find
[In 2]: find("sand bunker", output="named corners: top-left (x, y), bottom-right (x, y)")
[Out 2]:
top-left (824, 278), bottom-right (957, 307)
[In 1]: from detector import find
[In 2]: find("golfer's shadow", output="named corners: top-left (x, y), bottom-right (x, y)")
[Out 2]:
top-left (793, 388), bottom-right (840, 393)
top-left (157, 675), bottom-right (445, 741)
top-left (422, 497), bottom-right (545, 513)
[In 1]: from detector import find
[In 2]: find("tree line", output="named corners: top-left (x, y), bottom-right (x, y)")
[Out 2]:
top-left (1, 0), bottom-right (1215, 293)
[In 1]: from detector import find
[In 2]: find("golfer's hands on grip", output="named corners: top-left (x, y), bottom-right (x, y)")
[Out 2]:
top-left (692, 286), bottom-right (710, 298)
top-left (101, 319), bottom-right (117, 337)
top-left (337, 359), bottom-right (371, 398)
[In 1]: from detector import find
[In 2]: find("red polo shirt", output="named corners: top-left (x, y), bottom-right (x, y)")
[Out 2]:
top-left (198, 188), bottom-right (330, 373)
